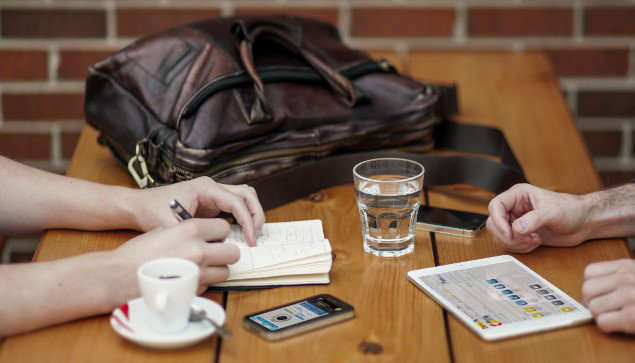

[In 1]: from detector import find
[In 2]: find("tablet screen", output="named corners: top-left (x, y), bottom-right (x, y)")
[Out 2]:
top-left (415, 261), bottom-right (579, 330)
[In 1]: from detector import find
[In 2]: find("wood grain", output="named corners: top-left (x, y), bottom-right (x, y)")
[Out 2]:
top-left (408, 51), bottom-right (635, 362)
top-left (220, 187), bottom-right (449, 363)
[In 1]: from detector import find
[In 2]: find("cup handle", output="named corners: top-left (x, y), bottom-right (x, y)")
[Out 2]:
top-left (155, 291), bottom-right (168, 312)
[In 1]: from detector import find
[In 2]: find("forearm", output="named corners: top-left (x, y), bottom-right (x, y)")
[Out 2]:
top-left (0, 251), bottom-right (135, 336)
top-left (582, 183), bottom-right (635, 240)
top-left (0, 156), bottom-right (140, 235)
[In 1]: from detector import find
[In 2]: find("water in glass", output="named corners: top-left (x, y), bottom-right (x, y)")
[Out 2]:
top-left (357, 176), bottom-right (421, 257)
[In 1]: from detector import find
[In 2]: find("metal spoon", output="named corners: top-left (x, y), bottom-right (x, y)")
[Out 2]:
top-left (189, 304), bottom-right (231, 338)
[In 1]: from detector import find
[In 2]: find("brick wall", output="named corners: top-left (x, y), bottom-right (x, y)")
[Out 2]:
top-left (1, 0), bottom-right (634, 186)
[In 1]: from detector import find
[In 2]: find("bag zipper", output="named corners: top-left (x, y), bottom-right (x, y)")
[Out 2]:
top-left (175, 59), bottom-right (395, 128)
top-left (167, 136), bottom-right (437, 184)
top-left (163, 112), bottom-right (438, 182)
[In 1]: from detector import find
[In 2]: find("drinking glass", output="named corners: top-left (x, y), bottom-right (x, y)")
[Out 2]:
top-left (353, 158), bottom-right (424, 257)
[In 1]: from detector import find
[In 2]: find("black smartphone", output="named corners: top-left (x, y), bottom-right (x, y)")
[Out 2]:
top-left (243, 294), bottom-right (355, 341)
top-left (416, 205), bottom-right (488, 237)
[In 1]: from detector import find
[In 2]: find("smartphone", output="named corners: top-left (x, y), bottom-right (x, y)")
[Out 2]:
top-left (416, 205), bottom-right (488, 237)
top-left (243, 294), bottom-right (355, 341)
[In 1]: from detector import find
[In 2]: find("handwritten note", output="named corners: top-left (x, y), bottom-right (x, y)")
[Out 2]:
top-left (224, 220), bottom-right (325, 246)
top-left (224, 220), bottom-right (330, 275)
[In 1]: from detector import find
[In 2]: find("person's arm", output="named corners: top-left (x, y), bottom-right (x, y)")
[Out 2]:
top-left (0, 156), bottom-right (264, 244)
top-left (581, 184), bottom-right (635, 240)
top-left (486, 183), bottom-right (635, 253)
top-left (0, 218), bottom-right (239, 337)
top-left (0, 155), bottom-right (137, 235)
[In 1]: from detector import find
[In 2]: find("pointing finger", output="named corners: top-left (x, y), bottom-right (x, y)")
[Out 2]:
top-left (218, 183), bottom-right (265, 233)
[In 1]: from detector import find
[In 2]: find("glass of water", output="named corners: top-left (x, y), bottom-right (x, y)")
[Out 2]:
top-left (353, 158), bottom-right (424, 257)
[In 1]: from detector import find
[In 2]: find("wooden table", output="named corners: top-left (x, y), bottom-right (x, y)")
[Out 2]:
top-left (1, 52), bottom-right (633, 363)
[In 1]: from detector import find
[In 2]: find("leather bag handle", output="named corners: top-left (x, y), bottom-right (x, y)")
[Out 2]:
top-left (234, 22), bottom-right (361, 123)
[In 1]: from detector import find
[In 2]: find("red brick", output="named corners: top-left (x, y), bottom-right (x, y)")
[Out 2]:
top-left (468, 7), bottom-right (572, 36)
top-left (2, 94), bottom-right (85, 120)
top-left (62, 131), bottom-right (82, 158)
top-left (117, 8), bottom-right (221, 37)
top-left (1, 9), bottom-right (106, 38)
top-left (0, 50), bottom-right (48, 80)
top-left (0, 133), bottom-right (51, 159)
top-left (235, 7), bottom-right (339, 27)
top-left (585, 7), bottom-right (635, 35)
top-left (600, 171), bottom-right (635, 187)
top-left (546, 49), bottom-right (629, 77)
top-left (351, 7), bottom-right (455, 37)
top-left (578, 91), bottom-right (635, 117)
top-left (581, 130), bottom-right (621, 157)
top-left (59, 50), bottom-right (114, 80)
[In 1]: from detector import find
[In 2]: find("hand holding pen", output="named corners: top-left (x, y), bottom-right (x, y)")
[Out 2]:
top-left (170, 198), bottom-right (261, 246)
top-left (142, 178), bottom-right (264, 246)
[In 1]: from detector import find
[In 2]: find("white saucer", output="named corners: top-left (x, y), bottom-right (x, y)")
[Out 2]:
top-left (110, 296), bottom-right (226, 350)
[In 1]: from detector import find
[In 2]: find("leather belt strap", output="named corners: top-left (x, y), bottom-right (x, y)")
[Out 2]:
top-left (248, 121), bottom-right (526, 210)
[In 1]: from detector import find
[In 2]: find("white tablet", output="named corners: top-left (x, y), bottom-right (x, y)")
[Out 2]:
top-left (407, 255), bottom-right (592, 341)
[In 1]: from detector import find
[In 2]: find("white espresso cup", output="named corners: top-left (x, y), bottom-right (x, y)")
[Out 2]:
top-left (137, 258), bottom-right (200, 334)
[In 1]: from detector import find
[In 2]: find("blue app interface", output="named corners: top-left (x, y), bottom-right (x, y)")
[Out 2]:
top-left (417, 261), bottom-right (577, 330)
top-left (250, 300), bottom-right (327, 331)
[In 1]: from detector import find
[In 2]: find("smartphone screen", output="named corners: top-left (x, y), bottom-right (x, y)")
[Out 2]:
top-left (248, 296), bottom-right (341, 331)
top-left (416, 205), bottom-right (487, 236)
top-left (244, 294), bottom-right (354, 340)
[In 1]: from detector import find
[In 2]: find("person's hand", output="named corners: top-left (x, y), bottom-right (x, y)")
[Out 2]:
top-left (486, 183), bottom-right (592, 253)
top-left (582, 259), bottom-right (635, 334)
top-left (130, 177), bottom-right (265, 246)
top-left (110, 218), bottom-right (240, 299)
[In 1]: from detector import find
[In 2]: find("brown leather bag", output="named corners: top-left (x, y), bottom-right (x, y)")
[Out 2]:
top-left (85, 15), bottom-right (524, 209)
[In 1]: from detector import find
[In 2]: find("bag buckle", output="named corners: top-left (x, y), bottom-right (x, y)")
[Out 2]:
top-left (128, 140), bottom-right (155, 189)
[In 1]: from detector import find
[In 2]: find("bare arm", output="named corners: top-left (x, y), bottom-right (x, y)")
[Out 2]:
top-left (0, 156), bottom-right (266, 336)
top-left (0, 156), bottom-right (137, 235)
top-left (0, 156), bottom-right (264, 243)
top-left (0, 219), bottom-right (239, 336)
top-left (486, 183), bottom-right (635, 253)
top-left (583, 184), bottom-right (635, 240)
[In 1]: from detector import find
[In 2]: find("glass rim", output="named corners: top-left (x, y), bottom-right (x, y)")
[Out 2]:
top-left (353, 158), bottom-right (425, 184)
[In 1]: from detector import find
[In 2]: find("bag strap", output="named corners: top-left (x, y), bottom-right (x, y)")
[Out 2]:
top-left (248, 120), bottom-right (526, 210)
top-left (233, 21), bottom-right (363, 123)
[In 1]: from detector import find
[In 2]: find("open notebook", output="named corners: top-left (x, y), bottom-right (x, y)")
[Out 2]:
top-left (212, 220), bottom-right (332, 288)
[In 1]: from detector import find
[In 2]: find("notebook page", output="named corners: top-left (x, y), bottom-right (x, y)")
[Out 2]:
top-left (229, 239), bottom-right (331, 275)
top-left (229, 260), bottom-right (333, 280)
top-left (214, 273), bottom-right (330, 287)
top-left (224, 220), bottom-right (325, 246)
top-left (232, 253), bottom-right (331, 276)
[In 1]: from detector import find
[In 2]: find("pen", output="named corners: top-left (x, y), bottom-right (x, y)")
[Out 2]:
top-left (171, 199), bottom-right (237, 224)
top-left (169, 199), bottom-right (193, 222)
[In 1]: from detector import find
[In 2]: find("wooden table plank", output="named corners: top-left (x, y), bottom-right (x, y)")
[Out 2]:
top-left (219, 188), bottom-right (448, 363)
top-left (409, 51), bottom-right (600, 194)
top-left (408, 51), bottom-right (635, 362)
